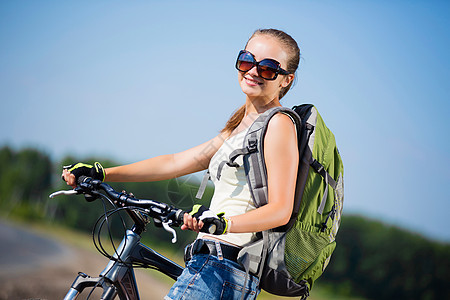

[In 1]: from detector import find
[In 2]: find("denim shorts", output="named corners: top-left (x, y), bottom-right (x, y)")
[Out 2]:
top-left (164, 253), bottom-right (260, 300)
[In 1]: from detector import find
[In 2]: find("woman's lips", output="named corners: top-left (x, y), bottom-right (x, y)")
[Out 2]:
top-left (244, 76), bottom-right (262, 86)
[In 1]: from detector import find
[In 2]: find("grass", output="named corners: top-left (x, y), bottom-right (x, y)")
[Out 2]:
top-left (4, 217), bottom-right (365, 300)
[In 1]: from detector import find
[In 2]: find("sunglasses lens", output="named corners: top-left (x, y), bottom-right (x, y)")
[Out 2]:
top-left (258, 60), bottom-right (279, 80)
top-left (237, 61), bottom-right (254, 72)
top-left (237, 52), bottom-right (255, 72)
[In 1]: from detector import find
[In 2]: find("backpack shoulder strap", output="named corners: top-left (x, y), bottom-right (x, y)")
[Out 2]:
top-left (196, 106), bottom-right (301, 202)
top-left (230, 106), bottom-right (301, 208)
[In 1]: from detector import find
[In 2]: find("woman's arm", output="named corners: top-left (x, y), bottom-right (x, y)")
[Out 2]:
top-left (62, 133), bottom-right (228, 187)
top-left (228, 113), bottom-right (298, 233)
top-left (105, 133), bottom-right (228, 182)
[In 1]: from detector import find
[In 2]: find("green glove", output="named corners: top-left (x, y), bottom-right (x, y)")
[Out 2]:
top-left (63, 162), bottom-right (105, 182)
top-left (189, 204), bottom-right (228, 235)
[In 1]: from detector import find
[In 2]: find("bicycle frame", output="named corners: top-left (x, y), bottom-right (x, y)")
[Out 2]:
top-left (64, 228), bottom-right (184, 300)
top-left (49, 178), bottom-right (187, 299)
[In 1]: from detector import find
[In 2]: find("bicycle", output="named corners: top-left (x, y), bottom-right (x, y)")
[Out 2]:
top-left (49, 176), bottom-right (191, 300)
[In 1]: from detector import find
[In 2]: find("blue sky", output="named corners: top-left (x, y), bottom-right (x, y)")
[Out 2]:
top-left (1, 1), bottom-right (449, 241)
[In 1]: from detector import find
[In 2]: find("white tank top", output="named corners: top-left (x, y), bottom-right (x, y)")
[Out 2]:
top-left (197, 128), bottom-right (257, 246)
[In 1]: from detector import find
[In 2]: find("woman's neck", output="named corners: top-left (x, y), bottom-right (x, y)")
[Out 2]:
top-left (244, 97), bottom-right (281, 116)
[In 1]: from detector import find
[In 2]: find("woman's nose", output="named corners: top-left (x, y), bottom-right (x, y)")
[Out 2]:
top-left (247, 65), bottom-right (259, 77)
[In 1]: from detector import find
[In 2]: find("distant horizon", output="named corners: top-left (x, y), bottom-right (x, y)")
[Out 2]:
top-left (1, 143), bottom-right (448, 244)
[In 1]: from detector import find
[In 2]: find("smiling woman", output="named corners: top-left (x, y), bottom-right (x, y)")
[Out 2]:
top-left (61, 28), bottom-right (302, 300)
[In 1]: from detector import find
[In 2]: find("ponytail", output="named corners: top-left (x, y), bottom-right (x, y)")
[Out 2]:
top-left (221, 105), bottom-right (246, 135)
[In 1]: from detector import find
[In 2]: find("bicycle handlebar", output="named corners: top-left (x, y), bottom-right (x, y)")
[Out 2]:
top-left (50, 176), bottom-right (186, 242)
top-left (90, 176), bottom-right (184, 223)
top-left (50, 176), bottom-right (222, 240)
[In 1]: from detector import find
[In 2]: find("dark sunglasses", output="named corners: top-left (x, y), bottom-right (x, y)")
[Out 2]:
top-left (235, 50), bottom-right (291, 80)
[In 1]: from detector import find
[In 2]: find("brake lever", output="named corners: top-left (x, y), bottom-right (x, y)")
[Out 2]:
top-left (49, 190), bottom-right (79, 198)
top-left (162, 221), bottom-right (177, 244)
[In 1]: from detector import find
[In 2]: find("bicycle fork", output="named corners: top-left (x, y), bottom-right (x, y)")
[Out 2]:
top-left (64, 230), bottom-right (141, 300)
top-left (64, 229), bottom-right (184, 299)
top-left (64, 272), bottom-right (118, 300)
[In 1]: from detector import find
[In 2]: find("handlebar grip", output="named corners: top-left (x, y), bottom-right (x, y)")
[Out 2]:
top-left (176, 209), bottom-right (186, 224)
top-left (201, 218), bottom-right (226, 235)
top-left (207, 223), bottom-right (218, 235)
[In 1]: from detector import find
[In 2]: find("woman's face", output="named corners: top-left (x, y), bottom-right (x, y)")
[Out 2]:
top-left (238, 35), bottom-right (293, 103)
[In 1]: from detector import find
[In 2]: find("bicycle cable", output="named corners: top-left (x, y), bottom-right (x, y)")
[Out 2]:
top-left (84, 194), bottom-right (131, 299)
top-left (93, 193), bottom-right (129, 263)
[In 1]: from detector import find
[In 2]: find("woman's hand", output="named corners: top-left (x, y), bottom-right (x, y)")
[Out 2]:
top-left (181, 205), bottom-right (228, 235)
top-left (61, 162), bottom-right (105, 188)
top-left (61, 168), bottom-right (77, 188)
top-left (181, 213), bottom-right (204, 233)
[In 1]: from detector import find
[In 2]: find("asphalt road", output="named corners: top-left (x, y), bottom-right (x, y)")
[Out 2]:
top-left (0, 219), bottom-right (71, 277)
top-left (0, 219), bottom-right (172, 299)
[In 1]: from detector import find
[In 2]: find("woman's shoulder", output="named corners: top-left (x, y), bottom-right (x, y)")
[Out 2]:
top-left (263, 110), bottom-right (299, 168)
top-left (266, 111), bottom-right (297, 134)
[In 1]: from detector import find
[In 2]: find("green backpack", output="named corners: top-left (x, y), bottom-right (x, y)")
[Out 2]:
top-left (211, 104), bottom-right (344, 298)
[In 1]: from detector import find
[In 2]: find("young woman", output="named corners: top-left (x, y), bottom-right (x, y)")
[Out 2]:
top-left (62, 28), bottom-right (300, 299)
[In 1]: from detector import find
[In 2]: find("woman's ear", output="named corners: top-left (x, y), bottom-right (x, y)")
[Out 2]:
top-left (281, 74), bottom-right (295, 88)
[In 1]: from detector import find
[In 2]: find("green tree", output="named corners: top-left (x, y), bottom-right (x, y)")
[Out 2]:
top-left (0, 146), bottom-right (52, 219)
top-left (322, 215), bottom-right (450, 299)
